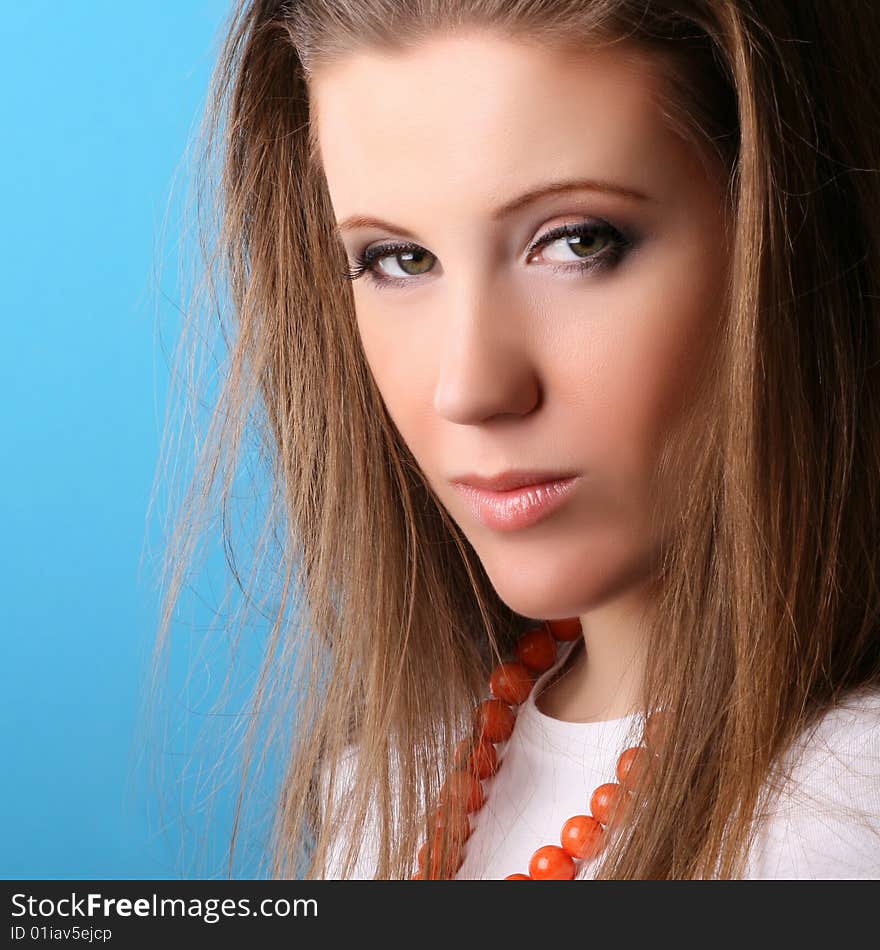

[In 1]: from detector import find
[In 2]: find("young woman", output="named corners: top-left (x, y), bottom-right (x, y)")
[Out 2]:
top-left (154, 0), bottom-right (880, 879)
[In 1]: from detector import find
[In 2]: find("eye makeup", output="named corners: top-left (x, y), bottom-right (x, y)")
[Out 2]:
top-left (340, 218), bottom-right (636, 290)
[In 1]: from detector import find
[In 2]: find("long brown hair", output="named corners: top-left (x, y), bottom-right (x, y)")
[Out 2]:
top-left (148, 0), bottom-right (880, 879)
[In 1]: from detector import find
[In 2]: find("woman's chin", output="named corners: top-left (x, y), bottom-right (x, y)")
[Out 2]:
top-left (477, 536), bottom-right (653, 622)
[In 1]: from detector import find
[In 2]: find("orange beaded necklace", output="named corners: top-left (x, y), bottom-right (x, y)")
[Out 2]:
top-left (413, 617), bottom-right (665, 880)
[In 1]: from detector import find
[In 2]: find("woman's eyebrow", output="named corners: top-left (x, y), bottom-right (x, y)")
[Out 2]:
top-left (490, 176), bottom-right (654, 219)
top-left (335, 176), bottom-right (654, 237)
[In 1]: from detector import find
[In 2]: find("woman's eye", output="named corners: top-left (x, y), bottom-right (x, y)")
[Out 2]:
top-left (341, 243), bottom-right (437, 288)
top-left (374, 247), bottom-right (436, 278)
top-left (525, 221), bottom-right (632, 275)
top-left (534, 229), bottom-right (612, 263)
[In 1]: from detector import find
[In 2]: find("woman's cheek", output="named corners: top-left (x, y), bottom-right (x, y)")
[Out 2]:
top-left (592, 242), bottom-right (721, 471)
top-left (356, 314), bottom-right (437, 445)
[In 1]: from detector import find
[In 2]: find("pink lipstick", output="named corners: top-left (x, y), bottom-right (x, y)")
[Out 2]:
top-left (450, 471), bottom-right (580, 532)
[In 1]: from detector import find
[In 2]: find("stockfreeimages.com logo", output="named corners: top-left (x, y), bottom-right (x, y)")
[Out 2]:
top-left (10, 892), bottom-right (318, 925)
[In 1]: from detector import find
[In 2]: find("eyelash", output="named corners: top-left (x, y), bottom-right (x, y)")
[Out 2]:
top-left (341, 220), bottom-right (634, 290)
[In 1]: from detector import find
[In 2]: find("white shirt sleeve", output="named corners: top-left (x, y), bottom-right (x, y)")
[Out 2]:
top-left (745, 688), bottom-right (880, 879)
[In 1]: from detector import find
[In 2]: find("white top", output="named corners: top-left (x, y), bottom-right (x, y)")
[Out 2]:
top-left (324, 639), bottom-right (880, 879)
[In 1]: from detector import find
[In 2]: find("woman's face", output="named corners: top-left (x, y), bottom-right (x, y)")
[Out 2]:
top-left (311, 31), bottom-right (730, 620)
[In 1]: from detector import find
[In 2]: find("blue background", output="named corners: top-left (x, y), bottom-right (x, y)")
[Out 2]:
top-left (0, 1), bottom-right (272, 878)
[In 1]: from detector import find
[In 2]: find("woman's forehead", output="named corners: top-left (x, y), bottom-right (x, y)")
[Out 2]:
top-left (309, 31), bottom-right (701, 232)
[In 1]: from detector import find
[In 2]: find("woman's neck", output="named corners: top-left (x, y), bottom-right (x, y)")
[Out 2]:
top-left (535, 583), bottom-right (654, 723)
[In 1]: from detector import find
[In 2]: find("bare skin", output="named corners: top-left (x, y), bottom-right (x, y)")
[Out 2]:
top-left (311, 29), bottom-right (730, 722)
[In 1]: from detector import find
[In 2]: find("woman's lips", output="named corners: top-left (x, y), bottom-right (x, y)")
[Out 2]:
top-left (451, 475), bottom-right (581, 532)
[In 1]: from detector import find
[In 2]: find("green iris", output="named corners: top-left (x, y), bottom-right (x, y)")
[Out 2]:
top-left (393, 248), bottom-right (435, 275)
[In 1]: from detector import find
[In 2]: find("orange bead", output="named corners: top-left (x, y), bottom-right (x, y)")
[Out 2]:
top-left (469, 737), bottom-right (499, 779)
top-left (529, 844), bottom-right (576, 880)
top-left (433, 804), bottom-right (471, 843)
top-left (476, 699), bottom-right (516, 743)
top-left (516, 625), bottom-right (558, 673)
top-left (418, 838), bottom-right (463, 879)
top-left (590, 782), bottom-right (625, 826)
top-left (452, 736), bottom-right (497, 779)
top-left (441, 769), bottom-right (484, 813)
top-left (616, 745), bottom-right (650, 789)
top-left (452, 738), bottom-right (473, 772)
top-left (560, 814), bottom-right (604, 860)
top-left (505, 873), bottom-right (531, 880)
top-left (418, 822), bottom-right (467, 879)
top-left (431, 821), bottom-right (467, 852)
top-left (489, 661), bottom-right (534, 705)
top-left (546, 617), bottom-right (582, 641)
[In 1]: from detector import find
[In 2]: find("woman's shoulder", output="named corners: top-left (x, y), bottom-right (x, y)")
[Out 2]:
top-left (319, 740), bottom-right (427, 879)
top-left (790, 685), bottom-right (880, 787)
top-left (790, 685), bottom-right (880, 767)
top-left (318, 741), bottom-right (384, 879)
top-left (745, 685), bottom-right (880, 879)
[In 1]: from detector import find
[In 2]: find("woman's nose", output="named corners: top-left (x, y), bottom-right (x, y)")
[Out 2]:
top-left (431, 284), bottom-right (541, 425)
